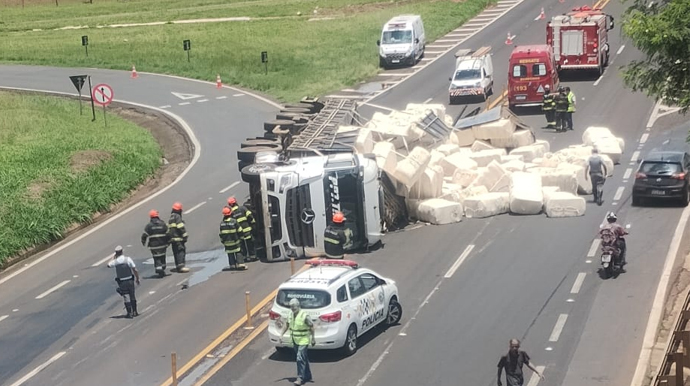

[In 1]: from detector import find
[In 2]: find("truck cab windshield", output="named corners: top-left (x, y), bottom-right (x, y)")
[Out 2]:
top-left (454, 69), bottom-right (481, 81)
top-left (382, 30), bottom-right (412, 44)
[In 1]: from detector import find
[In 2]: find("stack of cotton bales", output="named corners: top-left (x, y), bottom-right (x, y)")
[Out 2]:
top-left (582, 126), bottom-right (625, 164)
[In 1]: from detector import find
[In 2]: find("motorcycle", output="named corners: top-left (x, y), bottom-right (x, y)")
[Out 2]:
top-left (599, 224), bottom-right (630, 278)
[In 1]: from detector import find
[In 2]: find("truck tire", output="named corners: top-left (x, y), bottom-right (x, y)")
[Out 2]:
top-left (276, 113), bottom-right (309, 124)
top-left (262, 131), bottom-right (278, 140)
top-left (380, 173), bottom-right (408, 232)
top-left (241, 163), bottom-right (277, 184)
top-left (237, 146), bottom-right (280, 163)
top-left (299, 98), bottom-right (325, 114)
top-left (291, 123), bottom-right (307, 135)
top-left (283, 103), bottom-right (317, 114)
top-left (240, 139), bottom-right (280, 148)
top-left (264, 120), bottom-right (295, 132)
top-left (281, 107), bottom-right (311, 115)
top-left (238, 160), bottom-right (250, 173)
top-left (379, 58), bottom-right (388, 69)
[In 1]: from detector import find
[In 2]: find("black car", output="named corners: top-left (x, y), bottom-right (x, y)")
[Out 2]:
top-left (632, 150), bottom-right (690, 206)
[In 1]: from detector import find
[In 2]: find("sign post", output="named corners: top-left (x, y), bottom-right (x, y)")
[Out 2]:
top-left (69, 75), bottom-right (88, 115)
top-left (261, 51), bottom-right (268, 75)
top-left (82, 35), bottom-right (89, 57)
top-left (91, 83), bottom-right (114, 128)
top-left (87, 76), bottom-right (96, 121)
top-left (183, 40), bottom-right (191, 62)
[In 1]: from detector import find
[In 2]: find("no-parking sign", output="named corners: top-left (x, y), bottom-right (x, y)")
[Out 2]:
top-left (92, 83), bottom-right (114, 106)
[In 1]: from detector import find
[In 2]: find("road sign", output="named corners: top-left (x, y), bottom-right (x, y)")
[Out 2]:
top-left (69, 75), bottom-right (88, 93)
top-left (82, 35), bottom-right (88, 46)
top-left (92, 83), bottom-right (114, 106)
top-left (261, 51), bottom-right (268, 63)
top-left (183, 40), bottom-right (191, 51)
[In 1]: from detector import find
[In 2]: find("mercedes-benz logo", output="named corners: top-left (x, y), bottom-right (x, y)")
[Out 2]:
top-left (301, 208), bottom-right (315, 224)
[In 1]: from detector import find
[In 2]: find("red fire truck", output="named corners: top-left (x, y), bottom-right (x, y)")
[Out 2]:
top-left (546, 5), bottom-right (615, 76)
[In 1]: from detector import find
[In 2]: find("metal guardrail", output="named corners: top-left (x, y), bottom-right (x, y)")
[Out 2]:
top-left (654, 289), bottom-right (690, 386)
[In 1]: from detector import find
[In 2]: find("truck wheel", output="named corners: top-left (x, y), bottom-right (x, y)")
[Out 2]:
top-left (240, 139), bottom-right (280, 148)
top-left (283, 103), bottom-right (318, 114)
top-left (238, 160), bottom-right (250, 173)
top-left (281, 107), bottom-right (311, 115)
top-left (237, 146), bottom-right (280, 163)
top-left (276, 113), bottom-right (309, 124)
top-left (262, 131), bottom-right (278, 140)
top-left (379, 58), bottom-right (387, 69)
top-left (264, 120), bottom-right (295, 133)
top-left (241, 163), bottom-right (277, 184)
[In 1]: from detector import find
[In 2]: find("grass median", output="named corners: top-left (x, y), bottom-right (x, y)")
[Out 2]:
top-left (0, 91), bottom-right (161, 265)
top-left (0, 0), bottom-right (495, 102)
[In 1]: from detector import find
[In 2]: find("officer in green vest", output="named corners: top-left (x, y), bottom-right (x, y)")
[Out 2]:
top-left (565, 86), bottom-right (576, 130)
top-left (280, 298), bottom-right (314, 386)
top-left (541, 84), bottom-right (556, 129)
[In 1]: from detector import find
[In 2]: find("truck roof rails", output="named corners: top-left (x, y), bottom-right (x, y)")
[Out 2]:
top-left (287, 98), bottom-right (360, 155)
top-left (454, 46), bottom-right (491, 58)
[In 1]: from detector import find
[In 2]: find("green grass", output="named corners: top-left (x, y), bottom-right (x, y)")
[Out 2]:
top-left (0, 0), bottom-right (495, 102)
top-left (0, 91), bottom-right (161, 264)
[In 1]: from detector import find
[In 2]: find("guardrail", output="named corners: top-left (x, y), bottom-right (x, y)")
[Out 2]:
top-left (654, 289), bottom-right (690, 386)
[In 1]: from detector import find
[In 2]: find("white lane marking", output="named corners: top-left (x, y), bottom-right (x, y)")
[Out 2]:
top-left (585, 259), bottom-right (592, 264)
top-left (444, 245), bottom-right (475, 278)
top-left (8, 351), bottom-right (67, 386)
top-left (216, 96), bottom-right (227, 100)
top-left (587, 239), bottom-right (601, 258)
top-left (549, 314), bottom-right (569, 342)
top-left (616, 45), bottom-right (625, 55)
top-left (593, 75), bottom-right (603, 87)
top-left (423, 97), bottom-right (433, 103)
top-left (613, 186), bottom-right (625, 201)
top-left (623, 168), bottom-right (633, 180)
top-left (176, 278), bottom-right (188, 286)
top-left (73, 275), bottom-right (78, 278)
top-left (378, 73), bottom-right (413, 77)
top-left (92, 254), bottom-right (113, 267)
top-left (640, 133), bottom-right (649, 144)
top-left (570, 273), bottom-right (586, 294)
top-left (186, 201), bottom-right (206, 214)
top-left (420, 58), bottom-right (434, 62)
top-left (35, 280), bottom-right (71, 299)
top-left (171, 92), bottom-right (203, 100)
top-left (12, 309), bottom-right (18, 312)
top-left (566, 298), bottom-right (575, 303)
top-left (646, 99), bottom-right (663, 128)
top-left (435, 39), bottom-right (459, 43)
top-left (527, 365), bottom-right (546, 386)
top-left (159, 105), bottom-right (171, 109)
top-left (423, 50), bottom-right (446, 54)
top-left (178, 102), bottom-right (191, 106)
top-left (631, 151), bottom-right (640, 162)
top-left (426, 44), bottom-right (454, 48)
top-left (220, 181), bottom-right (240, 194)
top-left (545, 347), bottom-right (553, 351)
top-left (0, 315), bottom-right (8, 322)
top-left (197, 99), bottom-right (209, 103)
top-left (149, 291), bottom-right (156, 295)
top-left (233, 93), bottom-right (245, 97)
top-left (631, 204), bottom-right (690, 386)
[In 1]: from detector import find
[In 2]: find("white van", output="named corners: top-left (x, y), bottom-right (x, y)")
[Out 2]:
top-left (448, 46), bottom-right (494, 103)
top-left (377, 15), bottom-right (426, 69)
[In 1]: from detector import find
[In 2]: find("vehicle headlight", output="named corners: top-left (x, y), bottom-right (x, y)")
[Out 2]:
top-left (450, 84), bottom-right (459, 89)
top-left (475, 82), bottom-right (481, 88)
top-left (279, 174), bottom-right (291, 193)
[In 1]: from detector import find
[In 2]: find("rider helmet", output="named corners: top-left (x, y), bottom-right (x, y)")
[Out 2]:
top-left (606, 212), bottom-right (617, 223)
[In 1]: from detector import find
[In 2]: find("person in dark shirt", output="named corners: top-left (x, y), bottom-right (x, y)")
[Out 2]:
top-left (497, 339), bottom-right (544, 386)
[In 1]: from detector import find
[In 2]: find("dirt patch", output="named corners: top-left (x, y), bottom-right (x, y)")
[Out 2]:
top-left (26, 180), bottom-right (53, 201)
top-left (69, 150), bottom-right (112, 174)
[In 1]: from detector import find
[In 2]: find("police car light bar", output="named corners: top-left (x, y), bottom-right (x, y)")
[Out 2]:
top-left (305, 259), bottom-right (359, 269)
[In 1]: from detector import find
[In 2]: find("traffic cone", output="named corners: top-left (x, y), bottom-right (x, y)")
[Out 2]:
top-left (216, 74), bottom-right (222, 89)
top-left (538, 7), bottom-right (545, 20)
top-left (131, 65), bottom-right (138, 79)
top-left (505, 33), bottom-right (514, 45)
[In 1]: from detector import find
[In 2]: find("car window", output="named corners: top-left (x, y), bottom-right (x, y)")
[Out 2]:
top-left (348, 277), bottom-right (366, 298)
top-left (532, 63), bottom-right (547, 76)
top-left (360, 273), bottom-right (380, 292)
top-left (277, 289), bottom-right (331, 309)
top-left (337, 285), bottom-right (348, 303)
top-left (512, 65), bottom-right (527, 78)
top-left (640, 162), bottom-right (681, 175)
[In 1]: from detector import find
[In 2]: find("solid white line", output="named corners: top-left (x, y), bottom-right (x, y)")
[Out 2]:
top-left (36, 280), bottom-right (71, 300)
top-left (587, 239), bottom-right (601, 258)
top-left (197, 99), bottom-right (209, 103)
top-left (631, 151), bottom-right (640, 162)
top-left (631, 205), bottom-right (690, 386)
top-left (423, 97), bottom-right (433, 103)
top-left (0, 315), bottom-right (8, 323)
top-left (616, 45), bottom-right (625, 55)
top-left (435, 39), bottom-right (459, 43)
top-left (570, 273), bottom-right (586, 294)
top-left (186, 201), bottom-right (206, 214)
top-left (91, 254), bottom-right (113, 267)
top-left (159, 105), bottom-right (171, 109)
top-left (426, 44), bottom-right (454, 48)
top-left (463, 23), bottom-right (487, 27)
top-left (219, 181), bottom-right (240, 194)
top-left (8, 351), bottom-right (67, 386)
top-left (444, 245), bottom-right (475, 278)
top-left (233, 93), bottom-right (245, 97)
top-left (216, 96), bottom-right (227, 99)
top-left (527, 365), bottom-right (546, 386)
top-left (378, 73), bottom-right (412, 77)
top-left (640, 133), bottom-right (649, 144)
top-left (593, 75), bottom-right (604, 86)
top-left (646, 99), bottom-right (663, 128)
top-left (420, 58), bottom-right (434, 61)
top-left (613, 186), bottom-right (625, 201)
top-left (179, 102), bottom-right (191, 106)
top-left (424, 50), bottom-right (447, 54)
top-left (623, 168), bottom-right (633, 180)
top-left (549, 314), bottom-right (569, 342)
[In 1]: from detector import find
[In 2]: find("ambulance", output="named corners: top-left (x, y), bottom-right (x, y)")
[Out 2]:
top-left (377, 15), bottom-right (426, 68)
top-left (507, 44), bottom-right (559, 110)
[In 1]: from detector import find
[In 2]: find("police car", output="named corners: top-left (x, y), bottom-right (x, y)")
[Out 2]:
top-left (268, 259), bottom-right (402, 356)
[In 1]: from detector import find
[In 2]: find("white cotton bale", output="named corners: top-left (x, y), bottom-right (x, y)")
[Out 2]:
top-left (557, 163), bottom-right (592, 194)
top-left (417, 199), bottom-right (464, 225)
top-left (542, 186), bottom-right (561, 201)
top-left (440, 153), bottom-right (479, 177)
top-left (489, 129), bottom-right (535, 149)
top-left (534, 139), bottom-right (551, 154)
top-left (469, 149), bottom-right (508, 167)
top-left (450, 129), bottom-right (476, 147)
top-left (436, 143), bottom-right (461, 156)
top-left (592, 137), bottom-right (623, 164)
top-left (472, 118), bottom-right (516, 140)
top-left (444, 114), bottom-right (454, 127)
top-left (600, 154), bottom-right (615, 177)
top-left (501, 154), bottom-right (525, 163)
top-left (473, 160), bottom-right (511, 192)
top-left (544, 192), bottom-right (586, 218)
top-left (509, 172), bottom-right (544, 215)
top-left (509, 145), bottom-right (545, 163)
top-left (429, 150), bottom-right (445, 168)
top-left (457, 147), bottom-right (473, 156)
top-left (410, 165), bottom-right (445, 199)
top-left (354, 128), bottom-right (374, 154)
top-left (502, 159), bottom-right (526, 172)
top-left (393, 146), bottom-right (431, 187)
top-left (464, 192), bottom-right (510, 218)
top-left (564, 145), bottom-right (594, 158)
top-left (537, 168), bottom-right (579, 195)
top-left (471, 140), bottom-right (495, 152)
top-left (405, 103), bottom-right (447, 122)
top-left (532, 157), bottom-right (543, 165)
top-left (541, 152), bottom-right (566, 168)
top-left (582, 126), bottom-right (615, 146)
top-left (373, 141), bottom-right (398, 176)
top-left (452, 167), bottom-right (481, 188)
top-left (617, 137), bottom-right (625, 153)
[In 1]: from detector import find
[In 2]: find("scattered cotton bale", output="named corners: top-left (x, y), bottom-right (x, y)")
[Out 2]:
top-left (439, 153), bottom-right (478, 177)
top-left (534, 139), bottom-right (551, 154)
top-left (469, 149), bottom-right (508, 167)
top-left (532, 157), bottom-right (543, 165)
top-left (600, 154), bottom-right (615, 177)
top-left (509, 172), bottom-right (544, 215)
top-left (393, 146), bottom-right (431, 187)
top-left (452, 167), bottom-right (482, 188)
top-left (536, 168), bottom-right (578, 195)
top-left (410, 165), bottom-right (444, 199)
top-left (557, 163), bottom-right (592, 194)
top-left (542, 186), bottom-right (561, 201)
top-left (405, 103), bottom-right (447, 122)
top-left (541, 152), bottom-right (567, 168)
top-left (450, 128), bottom-right (476, 147)
top-left (544, 192), bottom-right (586, 218)
top-left (472, 118), bottom-right (516, 140)
top-left (502, 159), bottom-right (526, 172)
top-left (457, 147), bottom-right (473, 156)
top-left (417, 199), bottom-right (464, 224)
top-left (617, 137), bottom-right (625, 153)
top-left (562, 145), bottom-right (594, 158)
top-left (509, 145), bottom-right (545, 162)
top-left (582, 126), bottom-right (615, 146)
top-left (473, 160), bottom-right (511, 192)
top-left (592, 137), bottom-right (623, 164)
top-left (429, 150), bottom-right (445, 168)
top-left (373, 142), bottom-right (398, 176)
top-left (489, 129), bottom-right (535, 149)
top-left (354, 128), bottom-right (374, 154)
top-left (471, 140), bottom-right (495, 152)
top-left (501, 154), bottom-right (525, 163)
top-left (464, 192), bottom-right (510, 218)
top-left (444, 114), bottom-right (455, 127)
top-left (440, 182), bottom-right (463, 203)
top-left (436, 143), bottom-right (461, 156)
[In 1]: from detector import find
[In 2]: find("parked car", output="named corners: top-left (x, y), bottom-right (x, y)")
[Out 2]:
top-left (632, 149), bottom-right (690, 206)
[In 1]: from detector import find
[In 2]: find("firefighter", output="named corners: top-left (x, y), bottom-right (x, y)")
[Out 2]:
top-left (554, 87), bottom-right (569, 133)
top-left (324, 212), bottom-right (348, 259)
top-left (565, 86), bottom-right (576, 131)
top-left (141, 209), bottom-right (170, 278)
top-left (168, 202), bottom-right (190, 273)
top-left (219, 207), bottom-right (247, 270)
top-left (227, 197), bottom-right (256, 262)
top-left (541, 84), bottom-right (556, 129)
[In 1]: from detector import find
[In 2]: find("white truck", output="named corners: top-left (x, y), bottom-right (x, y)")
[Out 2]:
top-left (377, 15), bottom-right (426, 69)
top-left (448, 46), bottom-right (494, 104)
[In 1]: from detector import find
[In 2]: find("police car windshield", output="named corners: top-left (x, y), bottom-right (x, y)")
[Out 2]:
top-left (454, 69), bottom-right (481, 81)
top-left (277, 289), bottom-right (331, 309)
top-left (382, 30), bottom-right (412, 44)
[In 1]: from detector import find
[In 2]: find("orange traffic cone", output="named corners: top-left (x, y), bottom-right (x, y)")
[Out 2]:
top-left (505, 33), bottom-right (514, 45)
top-left (216, 74), bottom-right (222, 89)
top-left (131, 65), bottom-right (138, 79)
top-left (538, 7), bottom-right (545, 20)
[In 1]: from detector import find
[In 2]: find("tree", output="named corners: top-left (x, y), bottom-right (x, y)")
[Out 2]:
top-left (621, 0), bottom-right (690, 112)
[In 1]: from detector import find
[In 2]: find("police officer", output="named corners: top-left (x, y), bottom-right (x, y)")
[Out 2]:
top-left (554, 87), bottom-right (569, 133)
top-left (324, 211), bottom-right (348, 259)
top-left (565, 86), bottom-right (576, 130)
top-left (227, 197), bottom-right (256, 261)
top-left (168, 202), bottom-right (190, 273)
top-left (219, 207), bottom-right (247, 270)
top-left (141, 209), bottom-right (170, 277)
top-left (280, 298), bottom-right (315, 386)
top-left (107, 246), bottom-right (140, 319)
top-left (586, 147), bottom-right (608, 205)
top-left (541, 84), bottom-right (556, 129)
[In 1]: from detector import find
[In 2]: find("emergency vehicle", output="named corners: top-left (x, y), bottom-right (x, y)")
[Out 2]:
top-left (377, 15), bottom-right (426, 68)
top-left (507, 45), bottom-right (559, 109)
top-left (448, 46), bottom-right (494, 104)
top-left (268, 259), bottom-right (402, 356)
top-left (546, 5), bottom-right (615, 76)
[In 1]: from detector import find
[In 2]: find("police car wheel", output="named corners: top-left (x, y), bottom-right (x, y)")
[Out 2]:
top-left (385, 299), bottom-right (402, 326)
top-left (341, 324), bottom-right (358, 356)
top-left (275, 347), bottom-right (293, 357)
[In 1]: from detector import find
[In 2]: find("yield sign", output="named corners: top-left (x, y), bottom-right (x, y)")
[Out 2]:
top-left (92, 83), bottom-right (114, 106)
top-left (69, 75), bottom-right (88, 93)
top-left (171, 92), bottom-right (203, 100)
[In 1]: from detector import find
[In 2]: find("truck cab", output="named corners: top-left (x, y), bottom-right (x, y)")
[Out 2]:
top-left (448, 46), bottom-right (494, 104)
top-left (507, 44), bottom-right (559, 110)
top-left (377, 15), bottom-right (426, 69)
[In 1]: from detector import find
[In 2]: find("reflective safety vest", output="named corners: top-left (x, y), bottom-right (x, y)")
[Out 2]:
top-left (324, 225), bottom-right (346, 257)
top-left (542, 93), bottom-right (555, 111)
top-left (567, 91), bottom-right (576, 112)
top-left (290, 310), bottom-right (311, 346)
top-left (219, 216), bottom-right (242, 253)
top-left (230, 205), bottom-right (254, 239)
top-left (168, 212), bottom-right (188, 243)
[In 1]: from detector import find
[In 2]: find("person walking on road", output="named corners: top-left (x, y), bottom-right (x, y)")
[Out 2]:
top-left (219, 206), bottom-right (247, 271)
top-left (107, 246), bottom-right (141, 319)
top-left (168, 202), bottom-right (190, 273)
top-left (554, 87), bottom-right (569, 133)
top-left (565, 86), bottom-right (576, 131)
top-left (227, 197), bottom-right (257, 261)
top-left (586, 147), bottom-right (608, 205)
top-left (497, 339), bottom-right (544, 386)
top-left (324, 211), bottom-right (349, 259)
top-left (280, 298), bottom-right (315, 386)
top-left (141, 209), bottom-right (170, 278)
top-left (541, 84), bottom-right (556, 129)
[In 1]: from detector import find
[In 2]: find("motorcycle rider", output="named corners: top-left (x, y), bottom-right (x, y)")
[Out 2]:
top-left (586, 147), bottom-right (608, 204)
top-left (600, 212), bottom-right (628, 266)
